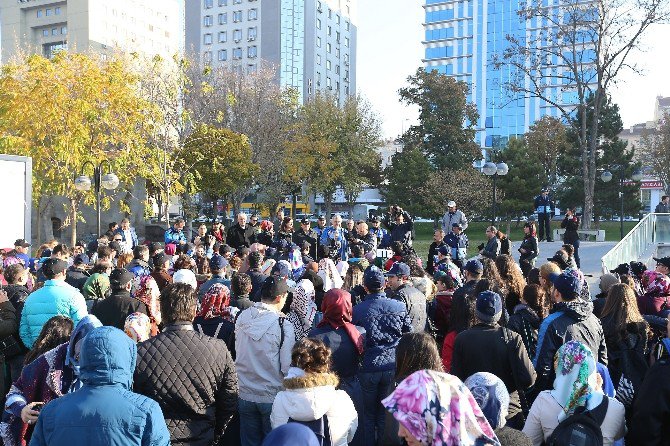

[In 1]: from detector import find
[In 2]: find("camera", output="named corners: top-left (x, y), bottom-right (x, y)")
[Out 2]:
top-left (391, 205), bottom-right (404, 219)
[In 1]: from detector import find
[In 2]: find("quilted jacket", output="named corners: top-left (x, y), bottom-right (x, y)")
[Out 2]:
top-left (19, 279), bottom-right (88, 348)
top-left (351, 292), bottom-right (413, 373)
top-left (389, 283), bottom-right (427, 333)
top-left (134, 323), bottom-right (238, 446)
top-left (29, 327), bottom-right (170, 446)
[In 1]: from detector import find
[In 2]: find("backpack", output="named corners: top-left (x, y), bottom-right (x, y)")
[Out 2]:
top-left (288, 415), bottom-right (332, 446)
top-left (608, 334), bottom-right (649, 408)
top-left (545, 397), bottom-right (609, 446)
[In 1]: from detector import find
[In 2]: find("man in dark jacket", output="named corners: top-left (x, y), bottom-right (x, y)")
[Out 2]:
top-left (293, 218), bottom-right (319, 259)
top-left (247, 252), bottom-right (269, 302)
top-left (480, 226), bottom-right (501, 259)
top-left (655, 195), bottom-right (670, 213)
top-left (426, 229), bottom-right (446, 274)
top-left (451, 291), bottom-right (536, 429)
top-left (65, 254), bottom-right (91, 291)
top-left (386, 262), bottom-right (426, 333)
top-left (349, 221), bottom-right (377, 254)
top-left (352, 266), bottom-right (413, 446)
top-left (198, 254), bottom-right (230, 300)
top-left (452, 259), bottom-right (482, 304)
top-left (382, 206), bottom-right (414, 247)
top-left (444, 224), bottom-right (469, 269)
top-left (226, 213), bottom-right (255, 249)
top-left (135, 283), bottom-right (238, 446)
top-left (533, 271), bottom-right (607, 394)
top-left (3, 263), bottom-right (30, 313)
top-left (126, 245), bottom-right (151, 278)
top-left (92, 269), bottom-right (148, 330)
top-left (230, 273), bottom-right (254, 310)
top-left (534, 188), bottom-right (555, 241)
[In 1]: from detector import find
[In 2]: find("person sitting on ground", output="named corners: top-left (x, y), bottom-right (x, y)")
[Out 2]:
top-left (382, 370), bottom-right (499, 446)
top-left (231, 272), bottom-right (254, 311)
top-left (193, 283), bottom-right (238, 346)
top-left (522, 341), bottom-right (625, 446)
top-left (593, 273), bottom-right (621, 318)
top-left (91, 269), bottom-right (148, 330)
top-left (465, 372), bottom-right (532, 446)
top-left (28, 326), bottom-right (170, 446)
top-left (270, 338), bottom-right (358, 446)
top-left (507, 284), bottom-right (549, 361)
top-left (451, 291), bottom-right (536, 429)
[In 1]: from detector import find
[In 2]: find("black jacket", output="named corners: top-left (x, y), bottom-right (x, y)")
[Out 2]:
top-left (349, 231), bottom-right (377, 254)
top-left (629, 346), bottom-right (670, 445)
top-left (534, 300), bottom-right (607, 393)
top-left (0, 300), bottom-right (19, 393)
top-left (293, 228), bottom-right (318, 258)
top-left (452, 324), bottom-right (536, 421)
top-left (452, 279), bottom-right (479, 305)
top-left (4, 284), bottom-right (29, 314)
top-left (252, 231), bottom-right (273, 247)
top-left (382, 211), bottom-right (413, 246)
top-left (507, 305), bottom-right (541, 360)
top-left (427, 241), bottom-right (446, 274)
top-left (389, 283), bottom-right (427, 333)
top-left (65, 267), bottom-right (90, 291)
top-left (134, 323), bottom-right (238, 446)
top-left (232, 295), bottom-right (254, 311)
top-left (518, 236), bottom-right (538, 263)
top-left (481, 237), bottom-right (501, 259)
top-left (91, 290), bottom-right (148, 330)
top-left (247, 269), bottom-right (269, 302)
top-left (561, 216), bottom-right (580, 243)
top-left (226, 224), bottom-right (255, 249)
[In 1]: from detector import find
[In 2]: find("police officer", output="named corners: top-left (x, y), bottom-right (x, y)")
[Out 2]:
top-left (534, 188), bottom-right (555, 242)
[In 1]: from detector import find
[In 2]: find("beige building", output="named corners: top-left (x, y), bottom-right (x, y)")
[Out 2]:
top-left (0, 0), bottom-right (184, 64)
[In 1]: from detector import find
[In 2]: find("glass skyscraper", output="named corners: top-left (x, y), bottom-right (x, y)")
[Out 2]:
top-left (423, 0), bottom-right (563, 150)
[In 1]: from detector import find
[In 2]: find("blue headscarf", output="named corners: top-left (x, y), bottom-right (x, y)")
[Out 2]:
top-left (65, 315), bottom-right (103, 390)
top-left (262, 423), bottom-right (319, 446)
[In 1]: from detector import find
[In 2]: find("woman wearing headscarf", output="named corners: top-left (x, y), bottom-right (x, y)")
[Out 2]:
top-left (522, 341), bottom-right (625, 446)
top-left (637, 270), bottom-right (670, 316)
top-left (81, 269), bottom-right (111, 311)
top-left (192, 283), bottom-right (239, 347)
top-left (465, 372), bottom-right (532, 446)
top-left (132, 275), bottom-right (162, 336)
top-left (262, 423), bottom-right (320, 446)
top-left (317, 246), bottom-right (343, 291)
top-left (287, 279), bottom-right (318, 342)
top-left (124, 312), bottom-right (152, 343)
top-left (0, 315), bottom-right (103, 446)
top-left (382, 369), bottom-right (500, 446)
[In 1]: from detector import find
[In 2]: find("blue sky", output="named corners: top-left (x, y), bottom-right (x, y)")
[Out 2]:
top-left (356, 1), bottom-right (670, 138)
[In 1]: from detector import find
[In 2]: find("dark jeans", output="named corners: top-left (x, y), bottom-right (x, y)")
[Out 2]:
top-left (538, 213), bottom-right (552, 241)
top-left (568, 239), bottom-right (581, 268)
top-left (359, 369), bottom-right (394, 446)
top-left (238, 398), bottom-right (273, 446)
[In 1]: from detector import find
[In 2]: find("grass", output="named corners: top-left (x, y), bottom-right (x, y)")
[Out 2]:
top-left (411, 220), bottom-right (638, 261)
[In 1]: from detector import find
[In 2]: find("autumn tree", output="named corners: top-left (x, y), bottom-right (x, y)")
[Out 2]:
top-left (639, 113), bottom-right (670, 192)
top-left (0, 52), bottom-right (158, 245)
top-left (525, 116), bottom-right (571, 185)
top-left (420, 167), bottom-right (493, 221)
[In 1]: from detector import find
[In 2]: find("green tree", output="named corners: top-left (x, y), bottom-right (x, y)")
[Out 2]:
top-left (497, 138), bottom-right (546, 221)
top-left (419, 166), bottom-right (493, 221)
top-left (640, 113), bottom-right (670, 192)
top-left (382, 146), bottom-right (434, 217)
top-left (525, 116), bottom-right (570, 185)
top-left (399, 68), bottom-right (480, 170)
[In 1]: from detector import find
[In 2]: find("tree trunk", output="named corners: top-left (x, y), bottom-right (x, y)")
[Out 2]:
top-left (40, 197), bottom-right (55, 243)
top-left (583, 88), bottom-right (604, 230)
top-left (70, 197), bottom-right (78, 248)
top-left (164, 187), bottom-right (171, 229)
top-left (325, 193), bottom-right (333, 220)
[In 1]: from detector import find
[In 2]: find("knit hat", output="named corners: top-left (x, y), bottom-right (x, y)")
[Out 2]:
top-left (599, 273), bottom-right (621, 293)
top-left (549, 271), bottom-right (582, 300)
top-left (364, 266), bottom-right (385, 290)
top-left (173, 269), bottom-right (197, 289)
top-left (475, 291), bottom-right (502, 324)
top-left (547, 250), bottom-right (570, 269)
top-left (464, 259), bottom-right (483, 274)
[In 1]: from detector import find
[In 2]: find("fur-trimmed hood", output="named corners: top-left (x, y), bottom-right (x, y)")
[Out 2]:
top-left (277, 372), bottom-right (341, 421)
top-left (283, 372), bottom-right (339, 390)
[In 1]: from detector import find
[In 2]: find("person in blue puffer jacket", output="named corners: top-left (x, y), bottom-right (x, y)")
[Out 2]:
top-left (19, 259), bottom-right (87, 349)
top-left (29, 326), bottom-right (170, 446)
top-left (351, 266), bottom-right (412, 446)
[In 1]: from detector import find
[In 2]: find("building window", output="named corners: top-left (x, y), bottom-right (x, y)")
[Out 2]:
top-left (336, 14), bottom-right (340, 24)
top-left (233, 47), bottom-right (243, 59)
top-left (327, 77), bottom-right (332, 88)
top-left (204, 33), bottom-right (213, 45)
top-left (317, 72), bottom-right (321, 85)
top-left (316, 18), bottom-right (321, 29)
top-left (327, 43), bottom-right (331, 53)
top-left (204, 51), bottom-right (212, 62)
top-left (326, 60), bottom-right (331, 70)
top-left (317, 1), bottom-right (322, 12)
top-left (316, 37), bottom-right (321, 47)
top-left (248, 27), bottom-right (257, 41)
top-left (335, 65), bottom-right (339, 74)
top-left (55, 7), bottom-right (61, 15)
top-left (37, 9), bottom-right (43, 18)
top-left (43, 41), bottom-right (67, 59)
top-left (336, 31), bottom-right (340, 43)
top-left (344, 53), bottom-right (349, 64)
top-left (218, 31), bottom-right (227, 42)
top-left (233, 29), bottom-right (242, 42)
top-left (218, 0), bottom-right (227, 5)
top-left (218, 13), bottom-right (227, 24)
top-left (61, 26), bottom-right (67, 34)
top-left (218, 49), bottom-right (227, 61)
top-left (52, 28), bottom-right (58, 36)
top-left (328, 9), bottom-right (332, 18)
top-left (204, 15), bottom-right (213, 26)
top-left (327, 26), bottom-right (331, 36)
top-left (248, 64), bottom-right (257, 74)
top-left (336, 47), bottom-right (340, 58)
top-left (233, 10), bottom-right (242, 22)
top-left (346, 21), bottom-right (350, 31)
top-left (345, 37), bottom-right (349, 47)
top-left (204, 0), bottom-right (213, 8)
top-left (248, 8), bottom-right (257, 20)
top-left (317, 54), bottom-right (321, 65)
top-left (45, 8), bottom-right (52, 16)
top-left (42, 29), bottom-right (49, 37)
top-left (248, 45), bottom-right (257, 58)
top-left (344, 69), bottom-right (349, 80)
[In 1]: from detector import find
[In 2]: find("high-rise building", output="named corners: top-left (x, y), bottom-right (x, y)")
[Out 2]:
top-left (0, 0), bottom-right (184, 64)
top-left (185, 0), bottom-right (357, 103)
top-left (423, 0), bottom-right (570, 150)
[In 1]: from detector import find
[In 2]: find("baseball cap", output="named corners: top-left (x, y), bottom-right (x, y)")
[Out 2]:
top-left (476, 291), bottom-right (503, 324)
top-left (452, 223), bottom-right (463, 230)
top-left (41, 258), bottom-right (67, 278)
top-left (368, 215), bottom-right (381, 223)
top-left (549, 272), bottom-right (582, 300)
top-left (547, 250), bottom-right (570, 269)
top-left (300, 218), bottom-right (310, 225)
top-left (447, 200), bottom-right (456, 208)
top-left (437, 245), bottom-right (450, 256)
top-left (14, 239), bottom-right (30, 248)
top-left (363, 266), bottom-right (385, 290)
top-left (541, 187), bottom-right (549, 193)
top-left (463, 259), bottom-right (483, 274)
top-left (272, 261), bottom-right (291, 278)
top-left (73, 253), bottom-right (90, 266)
top-left (386, 262), bottom-right (410, 277)
top-left (109, 268), bottom-right (134, 290)
top-left (654, 257), bottom-right (670, 269)
top-left (209, 254), bottom-right (227, 271)
top-left (261, 276), bottom-right (289, 299)
top-left (318, 215), bottom-right (326, 221)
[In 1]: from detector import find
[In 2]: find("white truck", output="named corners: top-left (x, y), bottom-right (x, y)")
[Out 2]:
top-left (0, 155), bottom-right (32, 247)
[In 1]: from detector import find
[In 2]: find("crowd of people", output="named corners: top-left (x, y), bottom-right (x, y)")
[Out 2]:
top-left (0, 202), bottom-right (669, 446)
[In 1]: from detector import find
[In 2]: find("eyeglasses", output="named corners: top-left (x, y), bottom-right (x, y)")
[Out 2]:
top-left (113, 238), bottom-right (123, 241)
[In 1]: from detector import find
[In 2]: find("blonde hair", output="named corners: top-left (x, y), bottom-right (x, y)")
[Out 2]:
top-left (539, 262), bottom-right (561, 295)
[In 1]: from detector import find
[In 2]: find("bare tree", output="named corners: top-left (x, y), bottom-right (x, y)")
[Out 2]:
top-left (494, 0), bottom-right (669, 227)
top-left (639, 113), bottom-right (670, 191)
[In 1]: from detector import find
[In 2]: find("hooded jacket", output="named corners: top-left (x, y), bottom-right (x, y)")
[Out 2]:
top-left (91, 289), bottom-right (148, 330)
top-left (127, 259), bottom-right (151, 278)
top-left (270, 371), bottom-right (358, 446)
top-left (235, 302), bottom-right (296, 404)
top-left (441, 209), bottom-right (469, 233)
top-left (29, 327), bottom-right (170, 446)
top-left (533, 300), bottom-right (608, 393)
top-left (507, 304), bottom-right (541, 360)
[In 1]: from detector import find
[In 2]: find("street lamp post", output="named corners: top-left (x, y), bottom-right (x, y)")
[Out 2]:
top-left (601, 166), bottom-right (643, 239)
top-left (74, 160), bottom-right (120, 238)
top-left (482, 161), bottom-right (509, 227)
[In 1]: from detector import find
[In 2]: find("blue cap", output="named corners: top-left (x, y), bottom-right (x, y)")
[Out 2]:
top-left (73, 253), bottom-right (90, 265)
top-left (386, 262), bottom-right (411, 277)
top-left (364, 265), bottom-right (385, 290)
top-left (549, 272), bottom-right (582, 300)
top-left (209, 254), bottom-right (227, 271)
top-left (437, 245), bottom-right (450, 256)
top-left (476, 291), bottom-right (503, 324)
top-left (272, 261), bottom-right (291, 279)
top-left (463, 259), bottom-right (483, 274)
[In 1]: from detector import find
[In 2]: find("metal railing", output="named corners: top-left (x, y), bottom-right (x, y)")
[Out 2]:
top-left (601, 213), bottom-right (670, 274)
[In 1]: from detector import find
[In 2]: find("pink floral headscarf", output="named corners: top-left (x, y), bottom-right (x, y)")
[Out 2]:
top-left (643, 270), bottom-right (670, 296)
top-left (382, 370), bottom-right (500, 446)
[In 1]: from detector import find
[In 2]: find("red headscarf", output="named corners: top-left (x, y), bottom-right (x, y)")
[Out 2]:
top-left (197, 283), bottom-right (232, 320)
top-left (317, 289), bottom-right (364, 355)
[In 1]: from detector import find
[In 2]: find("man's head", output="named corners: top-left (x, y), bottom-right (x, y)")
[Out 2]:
top-left (385, 262), bottom-right (410, 290)
top-left (394, 208), bottom-right (405, 224)
top-left (463, 259), bottom-right (483, 281)
top-left (346, 219), bottom-right (355, 231)
top-left (447, 200), bottom-right (457, 213)
top-left (153, 253), bottom-right (170, 271)
top-left (276, 209), bottom-right (285, 220)
top-left (197, 224), bottom-right (207, 237)
top-left (369, 215), bottom-right (381, 228)
top-left (363, 265), bottom-right (385, 293)
top-left (248, 251), bottom-right (263, 270)
top-left (108, 222), bottom-right (118, 232)
top-left (133, 245), bottom-right (149, 262)
top-left (250, 214), bottom-right (259, 226)
top-left (109, 268), bottom-right (134, 293)
top-left (317, 215), bottom-right (326, 228)
top-left (485, 226), bottom-right (497, 239)
top-left (73, 253), bottom-right (90, 268)
top-left (357, 221), bottom-right (369, 236)
top-left (52, 244), bottom-right (70, 261)
top-left (160, 283), bottom-right (197, 324)
top-left (212, 221), bottom-right (222, 231)
top-left (300, 218), bottom-right (311, 232)
top-left (663, 195), bottom-right (669, 204)
top-left (272, 261), bottom-right (291, 280)
top-left (97, 245), bottom-right (113, 264)
top-left (452, 223), bottom-right (463, 234)
top-left (541, 188), bottom-right (549, 196)
top-left (173, 218), bottom-right (185, 231)
top-left (433, 229), bottom-right (445, 243)
top-left (14, 239), bottom-right (30, 254)
top-left (654, 257), bottom-right (670, 275)
top-left (437, 244), bottom-right (450, 260)
top-left (237, 213), bottom-right (248, 227)
top-left (476, 291), bottom-right (503, 325)
top-left (549, 271), bottom-right (582, 303)
top-left (120, 218), bottom-right (130, 231)
top-left (547, 250), bottom-right (570, 270)
top-left (220, 244), bottom-right (234, 259)
top-left (260, 276), bottom-right (289, 309)
top-left (42, 258), bottom-right (68, 281)
top-left (232, 272), bottom-right (252, 297)
top-left (80, 326), bottom-right (135, 387)
top-left (4, 263), bottom-right (28, 285)
top-left (331, 214), bottom-right (343, 228)
top-left (208, 254), bottom-right (227, 274)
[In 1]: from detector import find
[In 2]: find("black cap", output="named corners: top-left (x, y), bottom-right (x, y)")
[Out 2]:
top-left (73, 253), bottom-right (90, 265)
top-left (548, 250), bottom-right (570, 269)
top-left (261, 276), bottom-right (289, 299)
top-left (149, 241), bottom-right (164, 253)
top-left (153, 253), bottom-right (169, 268)
top-left (14, 239), bottom-right (30, 248)
top-left (317, 215), bottom-right (326, 221)
top-left (109, 268), bottom-right (134, 290)
top-left (41, 258), bottom-right (67, 278)
top-left (654, 257), bottom-right (670, 269)
top-left (368, 215), bottom-right (381, 223)
top-left (300, 218), bottom-right (310, 225)
top-left (220, 244), bottom-right (234, 255)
